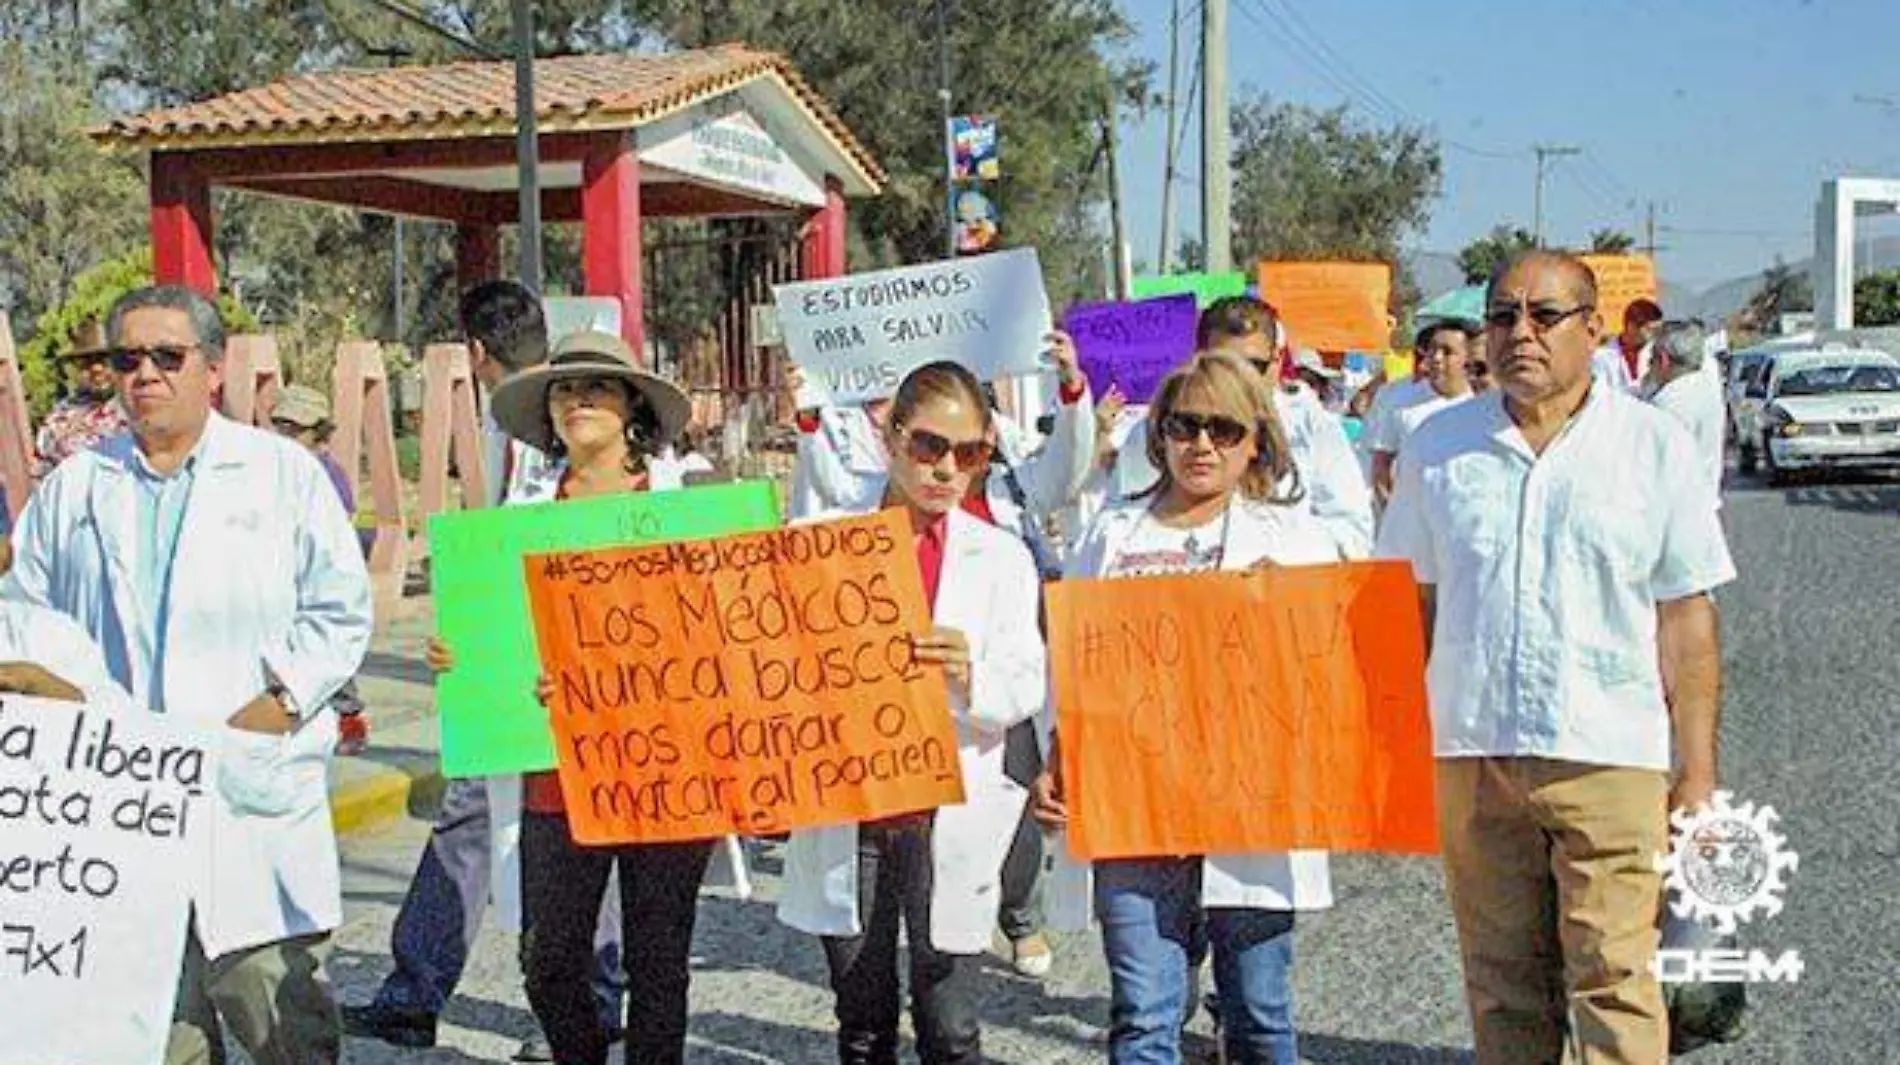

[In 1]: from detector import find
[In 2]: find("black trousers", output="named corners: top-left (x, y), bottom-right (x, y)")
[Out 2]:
top-left (520, 811), bottom-right (713, 1065)
top-left (821, 817), bottom-right (983, 1065)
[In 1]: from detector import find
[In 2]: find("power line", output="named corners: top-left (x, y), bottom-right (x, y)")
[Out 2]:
top-left (1232, 0), bottom-right (1519, 161)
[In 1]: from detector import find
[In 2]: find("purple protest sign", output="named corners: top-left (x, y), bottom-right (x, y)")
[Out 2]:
top-left (1063, 294), bottom-right (1200, 404)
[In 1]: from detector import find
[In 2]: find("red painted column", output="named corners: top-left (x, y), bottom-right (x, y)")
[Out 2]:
top-left (802, 176), bottom-right (848, 279)
top-left (581, 133), bottom-right (646, 359)
top-left (455, 224), bottom-right (500, 293)
top-left (150, 152), bottom-right (216, 294)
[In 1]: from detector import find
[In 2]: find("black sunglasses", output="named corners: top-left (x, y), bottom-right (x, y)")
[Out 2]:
top-left (107, 345), bottom-right (195, 374)
top-left (902, 428), bottom-right (993, 471)
top-left (1159, 411), bottom-right (1250, 449)
top-left (1483, 304), bottom-right (1593, 333)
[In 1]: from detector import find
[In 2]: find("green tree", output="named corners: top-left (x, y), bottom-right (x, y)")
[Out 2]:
top-left (1853, 269), bottom-right (1900, 327)
top-left (0, 35), bottom-right (146, 355)
top-left (19, 246), bottom-right (258, 416)
top-left (1741, 258), bottom-right (1814, 331)
top-left (1228, 95), bottom-right (1441, 268)
top-left (1589, 228), bottom-right (1637, 254)
top-left (1457, 225), bottom-right (1539, 284)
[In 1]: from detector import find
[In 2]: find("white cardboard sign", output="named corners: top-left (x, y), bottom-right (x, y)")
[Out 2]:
top-left (0, 697), bottom-right (212, 1065)
top-left (772, 248), bottom-right (1054, 403)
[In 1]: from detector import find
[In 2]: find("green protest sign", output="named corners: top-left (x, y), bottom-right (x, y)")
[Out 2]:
top-left (1131, 272), bottom-right (1249, 308)
top-left (429, 481), bottom-right (781, 777)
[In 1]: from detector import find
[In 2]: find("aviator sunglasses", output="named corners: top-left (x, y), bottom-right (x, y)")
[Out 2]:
top-left (1159, 411), bottom-right (1250, 449)
top-left (902, 428), bottom-right (994, 471)
top-left (107, 344), bottom-right (196, 374)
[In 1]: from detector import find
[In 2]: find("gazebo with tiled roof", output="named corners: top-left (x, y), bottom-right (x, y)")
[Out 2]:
top-left (92, 44), bottom-right (884, 354)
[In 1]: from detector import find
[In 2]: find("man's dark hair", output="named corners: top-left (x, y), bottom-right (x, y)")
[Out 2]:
top-left (458, 281), bottom-right (547, 372)
top-left (1486, 249), bottom-right (1599, 310)
top-left (107, 285), bottom-right (226, 363)
top-left (1196, 295), bottom-right (1279, 349)
top-left (1414, 319), bottom-right (1478, 353)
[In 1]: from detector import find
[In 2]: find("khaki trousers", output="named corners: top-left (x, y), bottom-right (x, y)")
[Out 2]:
top-left (1436, 757), bottom-right (1669, 1065)
top-left (165, 927), bottom-right (339, 1065)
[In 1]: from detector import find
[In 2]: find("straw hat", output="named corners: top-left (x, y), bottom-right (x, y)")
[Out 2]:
top-left (272, 385), bottom-right (333, 431)
top-left (490, 330), bottom-right (691, 456)
top-left (60, 320), bottom-right (110, 360)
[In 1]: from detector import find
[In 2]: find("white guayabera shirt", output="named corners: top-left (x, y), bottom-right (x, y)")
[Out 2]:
top-left (1375, 387), bottom-right (1736, 772)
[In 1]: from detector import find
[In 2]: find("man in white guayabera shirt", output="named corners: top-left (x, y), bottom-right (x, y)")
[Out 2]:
top-left (1377, 250), bottom-right (1735, 1065)
top-left (1642, 320), bottom-right (1728, 506)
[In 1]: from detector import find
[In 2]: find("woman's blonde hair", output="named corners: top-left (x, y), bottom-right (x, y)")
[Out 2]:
top-left (1139, 351), bottom-right (1304, 505)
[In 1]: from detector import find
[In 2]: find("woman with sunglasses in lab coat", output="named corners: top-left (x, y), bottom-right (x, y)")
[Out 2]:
top-left (778, 359), bottom-right (1048, 1065)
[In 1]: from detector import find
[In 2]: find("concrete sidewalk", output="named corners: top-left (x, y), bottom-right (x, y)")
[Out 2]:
top-left (326, 602), bottom-right (448, 836)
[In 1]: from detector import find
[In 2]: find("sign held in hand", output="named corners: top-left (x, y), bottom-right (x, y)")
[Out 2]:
top-left (429, 481), bottom-right (781, 778)
top-left (772, 249), bottom-right (1053, 403)
top-left (1257, 261), bottom-right (1393, 353)
top-left (1047, 562), bottom-right (1437, 860)
top-left (0, 697), bottom-right (212, 1065)
top-left (1064, 294), bottom-right (1200, 404)
top-left (525, 510), bottom-right (966, 845)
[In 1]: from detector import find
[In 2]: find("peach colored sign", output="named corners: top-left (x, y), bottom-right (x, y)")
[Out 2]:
top-left (1258, 262), bottom-right (1392, 352)
top-left (1047, 561), bottom-right (1437, 859)
top-left (524, 509), bottom-right (967, 845)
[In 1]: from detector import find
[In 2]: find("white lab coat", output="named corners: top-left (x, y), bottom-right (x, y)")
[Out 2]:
top-left (0, 598), bottom-right (140, 713)
top-left (1043, 496), bottom-right (1335, 932)
top-left (777, 505), bottom-right (1049, 954)
top-left (1111, 391), bottom-right (1375, 560)
top-left (6, 412), bottom-right (373, 957)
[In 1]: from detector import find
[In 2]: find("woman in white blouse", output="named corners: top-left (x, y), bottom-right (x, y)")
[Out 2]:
top-left (1035, 351), bottom-right (1334, 1065)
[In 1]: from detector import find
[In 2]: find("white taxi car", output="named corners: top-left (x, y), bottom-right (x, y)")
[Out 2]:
top-left (1745, 348), bottom-right (1900, 484)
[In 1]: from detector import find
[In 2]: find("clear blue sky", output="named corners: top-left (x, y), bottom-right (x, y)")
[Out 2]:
top-left (1111, 0), bottom-right (1900, 292)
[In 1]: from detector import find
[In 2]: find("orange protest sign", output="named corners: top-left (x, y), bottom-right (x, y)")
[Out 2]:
top-left (1047, 561), bottom-right (1437, 860)
top-left (1580, 254), bottom-right (1659, 334)
top-left (1257, 261), bottom-right (1393, 352)
top-left (524, 509), bottom-right (966, 845)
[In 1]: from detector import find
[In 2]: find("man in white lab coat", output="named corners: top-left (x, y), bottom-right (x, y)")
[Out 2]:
top-left (6, 285), bottom-right (373, 1065)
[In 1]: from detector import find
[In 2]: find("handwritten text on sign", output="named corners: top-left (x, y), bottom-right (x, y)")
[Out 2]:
top-left (525, 510), bottom-right (966, 845)
top-left (1257, 261), bottom-right (1393, 353)
top-left (1064, 294), bottom-right (1200, 404)
top-left (1579, 254), bottom-right (1658, 337)
top-left (772, 248), bottom-right (1053, 403)
top-left (1, 697), bottom-right (211, 1065)
top-left (1047, 562), bottom-right (1437, 860)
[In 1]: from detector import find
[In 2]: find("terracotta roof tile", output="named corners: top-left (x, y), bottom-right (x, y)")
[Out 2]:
top-left (93, 43), bottom-right (882, 186)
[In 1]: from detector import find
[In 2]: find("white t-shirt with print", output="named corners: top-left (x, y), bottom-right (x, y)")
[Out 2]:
top-left (1105, 509), bottom-right (1228, 577)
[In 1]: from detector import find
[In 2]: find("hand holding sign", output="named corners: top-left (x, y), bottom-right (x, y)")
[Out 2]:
top-left (772, 250), bottom-right (1054, 404)
top-left (1063, 295), bottom-right (1199, 404)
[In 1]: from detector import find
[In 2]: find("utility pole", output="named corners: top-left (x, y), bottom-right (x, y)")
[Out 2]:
top-left (936, 0), bottom-right (957, 260)
top-left (1158, 0), bottom-right (1182, 274)
top-left (1104, 85), bottom-right (1131, 299)
top-left (512, 0), bottom-right (543, 293)
top-left (367, 44), bottom-right (413, 340)
top-left (1531, 143), bottom-right (1580, 247)
top-left (1201, 0), bottom-right (1232, 272)
top-left (1644, 201), bottom-right (1657, 258)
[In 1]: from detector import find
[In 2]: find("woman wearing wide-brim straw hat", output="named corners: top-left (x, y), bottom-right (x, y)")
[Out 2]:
top-left (421, 329), bottom-right (706, 1065)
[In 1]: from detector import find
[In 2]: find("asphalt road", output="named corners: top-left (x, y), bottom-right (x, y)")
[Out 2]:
top-left (329, 467), bottom-right (1900, 1065)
